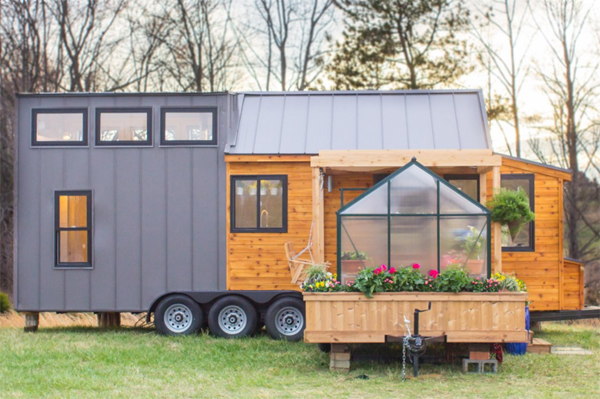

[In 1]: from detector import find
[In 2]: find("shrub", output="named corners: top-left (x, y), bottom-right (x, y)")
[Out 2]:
top-left (0, 292), bottom-right (11, 314)
top-left (467, 277), bottom-right (501, 292)
top-left (354, 265), bottom-right (395, 298)
top-left (393, 264), bottom-right (425, 292)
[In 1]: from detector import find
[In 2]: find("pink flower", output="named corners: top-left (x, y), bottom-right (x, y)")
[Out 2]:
top-left (389, 267), bottom-right (396, 274)
top-left (374, 268), bottom-right (381, 275)
top-left (428, 269), bottom-right (439, 278)
top-left (412, 263), bottom-right (420, 269)
top-left (381, 265), bottom-right (387, 271)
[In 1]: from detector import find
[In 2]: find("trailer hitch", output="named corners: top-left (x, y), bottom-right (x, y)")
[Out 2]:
top-left (386, 301), bottom-right (446, 380)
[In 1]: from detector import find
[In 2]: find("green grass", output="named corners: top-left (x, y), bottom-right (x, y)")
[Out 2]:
top-left (0, 323), bottom-right (598, 399)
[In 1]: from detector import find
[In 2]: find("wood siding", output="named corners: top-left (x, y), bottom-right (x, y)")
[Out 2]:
top-left (488, 158), bottom-right (571, 311)
top-left (226, 156), bottom-right (581, 312)
top-left (304, 292), bottom-right (528, 344)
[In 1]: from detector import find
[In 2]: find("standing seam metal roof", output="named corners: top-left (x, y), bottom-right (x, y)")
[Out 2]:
top-left (225, 90), bottom-right (492, 155)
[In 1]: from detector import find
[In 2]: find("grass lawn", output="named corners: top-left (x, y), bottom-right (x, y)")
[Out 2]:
top-left (0, 322), bottom-right (598, 399)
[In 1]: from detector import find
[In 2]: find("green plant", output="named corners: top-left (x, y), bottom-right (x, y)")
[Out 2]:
top-left (0, 292), bottom-right (11, 314)
top-left (340, 251), bottom-right (368, 261)
top-left (493, 272), bottom-right (527, 292)
top-left (354, 265), bottom-right (396, 298)
top-left (435, 266), bottom-right (471, 293)
top-left (392, 265), bottom-right (424, 291)
top-left (467, 277), bottom-right (501, 292)
top-left (486, 188), bottom-right (535, 241)
top-left (304, 264), bottom-right (329, 282)
top-left (301, 264), bottom-right (341, 292)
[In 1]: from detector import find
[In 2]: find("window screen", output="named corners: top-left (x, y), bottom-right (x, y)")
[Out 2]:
top-left (161, 108), bottom-right (217, 145)
top-left (55, 191), bottom-right (92, 267)
top-left (32, 109), bottom-right (87, 146)
top-left (96, 108), bottom-right (152, 146)
top-left (501, 174), bottom-right (535, 251)
top-left (231, 176), bottom-right (287, 233)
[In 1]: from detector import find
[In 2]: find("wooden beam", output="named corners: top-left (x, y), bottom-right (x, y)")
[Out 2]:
top-left (225, 155), bottom-right (311, 163)
top-left (559, 178), bottom-right (564, 310)
top-left (312, 167), bottom-right (325, 263)
top-left (492, 166), bottom-right (502, 272)
top-left (479, 171), bottom-right (487, 204)
top-left (311, 149), bottom-right (502, 168)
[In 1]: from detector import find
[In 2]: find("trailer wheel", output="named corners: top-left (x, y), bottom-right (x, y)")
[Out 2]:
top-left (265, 297), bottom-right (305, 341)
top-left (208, 296), bottom-right (258, 339)
top-left (155, 295), bottom-right (203, 336)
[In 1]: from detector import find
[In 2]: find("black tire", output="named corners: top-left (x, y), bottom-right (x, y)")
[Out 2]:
top-left (208, 296), bottom-right (258, 339)
top-left (318, 343), bottom-right (331, 353)
top-left (264, 297), bottom-right (305, 341)
top-left (155, 294), bottom-right (203, 336)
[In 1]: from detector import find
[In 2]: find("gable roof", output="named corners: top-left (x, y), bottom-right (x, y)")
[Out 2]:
top-left (226, 90), bottom-right (492, 155)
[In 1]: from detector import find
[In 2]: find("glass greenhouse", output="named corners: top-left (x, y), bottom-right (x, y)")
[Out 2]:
top-left (337, 160), bottom-right (491, 284)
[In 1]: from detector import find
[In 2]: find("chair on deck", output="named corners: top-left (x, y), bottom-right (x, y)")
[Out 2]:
top-left (284, 242), bottom-right (330, 285)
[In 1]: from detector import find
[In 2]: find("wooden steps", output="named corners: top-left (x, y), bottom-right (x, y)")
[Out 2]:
top-left (527, 338), bottom-right (552, 354)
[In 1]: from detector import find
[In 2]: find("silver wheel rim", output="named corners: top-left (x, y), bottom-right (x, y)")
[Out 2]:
top-left (275, 306), bottom-right (304, 336)
top-left (164, 303), bottom-right (193, 333)
top-left (218, 305), bottom-right (247, 334)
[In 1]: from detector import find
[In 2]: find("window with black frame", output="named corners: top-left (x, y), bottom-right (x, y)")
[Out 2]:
top-left (55, 191), bottom-right (92, 268)
top-left (32, 109), bottom-right (88, 146)
top-left (501, 174), bottom-right (535, 251)
top-left (95, 108), bottom-right (152, 146)
top-left (231, 175), bottom-right (287, 233)
top-left (445, 174), bottom-right (480, 202)
top-left (160, 108), bottom-right (217, 145)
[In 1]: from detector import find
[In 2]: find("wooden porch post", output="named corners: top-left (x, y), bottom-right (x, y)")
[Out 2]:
top-left (312, 167), bottom-right (325, 263)
top-left (492, 166), bottom-right (502, 272)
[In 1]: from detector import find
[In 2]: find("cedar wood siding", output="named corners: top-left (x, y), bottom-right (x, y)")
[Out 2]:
top-left (226, 155), bottom-right (582, 312)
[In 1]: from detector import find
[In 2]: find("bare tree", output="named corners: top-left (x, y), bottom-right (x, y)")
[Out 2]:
top-left (141, 0), bottom-right (239, 92)
top-left (240, 0), bottom-right (335, 90)
top-left (528, 0), bottom-right (600, 265)
top-left (472, 0), bottom-right (534, 157)
top-left (50, 0), bottom-right (128, 92)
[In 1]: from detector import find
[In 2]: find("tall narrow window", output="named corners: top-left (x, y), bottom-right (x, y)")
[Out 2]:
top-left (32, 109), bottom-right (88, 146)
top-left (160, 107), bottom-right (217, 145)
top-left (95, 108), bottom-right (152, 146)
top-left (231, 175), bottom-right (287, 233)
top-left (501, 174), bottom-right (535, 251)
top-left (55, 191), bottom-right (92, 267)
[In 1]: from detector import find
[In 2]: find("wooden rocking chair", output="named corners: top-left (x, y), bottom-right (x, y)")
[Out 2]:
top-left (284, 242), bottom-right (330, 285)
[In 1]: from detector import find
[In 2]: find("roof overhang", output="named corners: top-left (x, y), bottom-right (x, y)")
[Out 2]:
top-left (311, 149), bottom-right (502, 173)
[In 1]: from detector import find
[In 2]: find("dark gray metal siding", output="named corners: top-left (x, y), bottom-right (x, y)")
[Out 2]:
top-left (15, 93), bottom-right (229, 312)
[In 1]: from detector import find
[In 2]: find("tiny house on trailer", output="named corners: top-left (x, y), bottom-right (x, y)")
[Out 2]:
top-left (13, 90), bottom-right (587, 338)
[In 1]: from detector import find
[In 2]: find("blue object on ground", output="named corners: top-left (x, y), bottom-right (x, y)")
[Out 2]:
top-left (504, 306), bottom-right (530, 355)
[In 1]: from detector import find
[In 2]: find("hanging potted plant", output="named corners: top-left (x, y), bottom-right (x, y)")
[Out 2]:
top-left (486, 188), bottom-right (535, 244)
top-left (270, 181), bottom-right (281, 195)
top-left (260, 182), bottom-right (267, 196)
top-left (235, 185), bottom-right (245, 196)
top-left (248, 182), bottom-right (257, 196)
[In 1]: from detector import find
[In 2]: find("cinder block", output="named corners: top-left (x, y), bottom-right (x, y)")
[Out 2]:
top-left (330, 360), bottom-right (351, 370)
top-left (24, 312), bottom-right (39, 333)
top-left (330, 352), bottom-right (351, 361)
top-left (331, 344), bottom-right (349, 353)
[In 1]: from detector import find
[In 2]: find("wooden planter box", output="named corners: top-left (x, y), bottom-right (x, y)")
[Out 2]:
top-left (303, 292), bottom-right (528, 344)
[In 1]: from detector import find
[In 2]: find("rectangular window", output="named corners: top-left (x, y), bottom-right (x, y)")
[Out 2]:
top-left (95, 108), bottom-right (152, 146)
top-left (501, 174), bottom-right (535, 252)
top-left (231, 175), bottom-right (287, 233)
top-left (32, 109), bottom-right (88, 146)
top-left (55, 191), bottom-right (92, 267)
top-left (445, 174), bottom-right (480, 202)
top-left (160, 107), bottom-right (217, 145)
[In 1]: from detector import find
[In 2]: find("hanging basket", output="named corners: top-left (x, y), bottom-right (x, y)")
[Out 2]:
top-left (506, 219), bottom-right (526, 241)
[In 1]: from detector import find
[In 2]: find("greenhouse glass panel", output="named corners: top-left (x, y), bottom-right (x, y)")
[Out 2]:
top-left (342, 183), bottom-right (388, 215)
top-left (440, 216), bottom-right (488, 278)
top-left (389, 166), bottom-right (437, 214)
top-left (390, 216), bottom-right (437, 274)
top-left (338, 161), bottom-right (491, 280)
top-left (439, 183), bottom-right (485, 215)
top-left (339, 217), bottom-right (387, 284)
